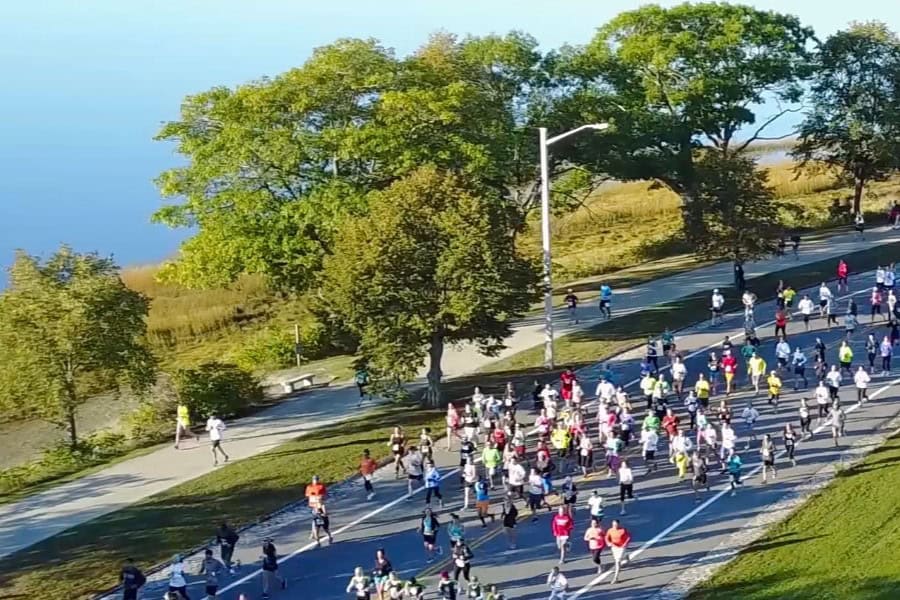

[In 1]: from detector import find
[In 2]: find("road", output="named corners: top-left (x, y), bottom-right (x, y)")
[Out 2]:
top-left (119, 268), bottom-right (900, 599)
top-left (8, 227), bottom-right (895, 562)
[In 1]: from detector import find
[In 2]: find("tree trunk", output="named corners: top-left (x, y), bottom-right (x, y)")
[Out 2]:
top-left (853, 174), bottom-right (865, 215)
top-left (424, 332), bottom-right (444, 408)
top-left (66, 408), bottom-right (78, 449)
top-left (63, 362), bottom-right (79, 448)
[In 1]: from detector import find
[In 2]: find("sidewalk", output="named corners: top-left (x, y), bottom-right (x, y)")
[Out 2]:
top-left (0, 226), bottom-right (895, 560)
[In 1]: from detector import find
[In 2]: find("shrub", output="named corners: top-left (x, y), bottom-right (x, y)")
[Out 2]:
top-left (173, 362), bottom-right (263, 421)
top-left (235, 327), bottom-right (296, 372)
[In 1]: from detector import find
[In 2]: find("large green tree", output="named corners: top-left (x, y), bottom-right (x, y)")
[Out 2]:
top-left (794, 22), bottom-right (900, 215)
top-left (0, 247), bottom-right (157, 447)
top-left (552, 2), bottom-right (814, 207)
top-left (320, 167), bottom-right (538, 406)
top-left (684, 154), bottom-right (781, 265)
top-left (154, 33), bottom-right (548, 291)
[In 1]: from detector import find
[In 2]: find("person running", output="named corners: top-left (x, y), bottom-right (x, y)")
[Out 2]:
top-left (197, 548), bottom-right (225, 600)
top-left (617, 459), bottom-right (635, 515)
top-left (204, 413), bottom-right (229, 466)
top-left (844, 311), bottom-right (858, 340)
top-left (799, 398), bottom-right (813, 439)
top-left (690, 451), bottom-right (710, 501)
top-left (661, 327), bottom-right (677, 361)
top-left (561, 476), bottom-right (578, 517)
top-left (831, 402), bottom-right (846, 447)
top-left (438, 571), bottom-right (458, 600)
top-left (261, 539), bottom-right (286, 598)
top-left (348, 567), bottom-right (374, 600)
top-left (741, 401), bottom-right (760, 449)
top-left (424, 459), bottom-right (444, 507)
top-left (120, 557), bottom-right (146, 600)
top-left (866, 333), bottom-right (878, 373)
top-left (310, 504), bottom-right (334, 546)
top-left (881, 335), bottom-right (893, 375)
top-left (711, 288), bottom-right (725, 326)
top-left (726, 450), bottom-right (743, 497)
top-left (418, 507), bottom-right (443, 562)
top-left (671, 355), bottom-right (687, 399)
top-left (748, 352), bottom-right (767, 395)
top-left (871, 287), bottom-right (885, 323)
top-left (401, 445), bottom-right (424, 498)
top-left (452, 541), bottom-right (474, 590)
top-left (389, 427), bottom-right (407, 478)
top-left (722, 351), bottom-right (738, 396)
top-left (854, 211), bottom-right (865, 239)
top-left (684, 390), bottom-right (699, 431)
top-left (826, 365), bottom-right (843, 402)
top-left (305, 475), bottom-right (326, 512)
top-left (546, 566), bottom-right (569, 599)
top-left (564, 289), bottom-right (579, 324)
top-left (742, 290), bottom-right (756, 321)
top-left (798, 294), bottom-right (815, 331)
top-left (355, 365), bottom-right (371, 406)
top-left (854, 365), bottom-right (871, 403)
top-left (815, 381), bottom-right (830, 423)
top-left (385, 573), bottom-right (406, 600)
top-left (360, 449), bottom-right (378, 501)
top-left (767, 371), bottom-right (783, 413)
top-left (599, 283), bottom-right (613, 319)
top-left (837, 259), bottom-right (849, 292)
top-left (527, 467), bottom-right (551, 519)
top-left (791, 347), bottom-right (808, 391)
top-left (605, 520), bottom-right (632, 584)
top-left (783, 423), bottom-right (798, 466)
top-left (578, 432), bottom-right (594, 477)
top-left (760, 434), bottom-right (777, 484)
top-left (645, 337), bottom-right (660, 374)
top-left (584, 518), bottom-right (606, 574)
top-left (215, 522), bottom-right (239, 574)
top-left (500, 496), bottom-right (519, 550)
top-left (551, 505), bottom-right (574, 563)
top-left (174, 403), bottom-right (195, 450)
top-left (774, 307), bottom-right (788, 339)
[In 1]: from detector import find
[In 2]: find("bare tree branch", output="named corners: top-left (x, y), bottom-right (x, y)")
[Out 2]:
top-left (733, 107), bottom-right (803, 154)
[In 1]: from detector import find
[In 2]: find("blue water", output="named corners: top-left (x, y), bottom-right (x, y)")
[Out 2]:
top-left (1, 2), bottom-right (883, 287)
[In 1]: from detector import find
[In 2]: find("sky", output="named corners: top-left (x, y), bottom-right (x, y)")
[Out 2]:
top-left (0, 0), bottom-right (897, 279)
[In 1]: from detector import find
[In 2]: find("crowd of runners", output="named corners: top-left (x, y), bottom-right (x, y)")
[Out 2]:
top-left (119, 259), bottom-right (900, 600)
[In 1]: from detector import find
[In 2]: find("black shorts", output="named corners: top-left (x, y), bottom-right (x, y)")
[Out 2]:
top-left (712, 306), bottom-right (723, 315)
top-left (600, 299), bottom-right (610, 308)
top-left (206, 585), bottom-right (219, 597)
top-left (694, 473), bottom-right (707, 486)
top-left (408, 473), bottom-right (423, 481)
top-left (764, 458), bottom-right (774, 466)
top-left (803, 314), bottom-right (810, 323)
top-left (557, 448), bottom-right (569, 458)
top-left (124, 590), bottom-right (138, 600)
top-left (873, 305), bottom-right (882, 314)
top-left (820, 299), bottom-right (828, 308)
top-left (841, 361), bottom-right (851, 370)
top-left (644, 450), bottom-right (656, 461)
top-left (564, 495), bottom-right (577, 505)
top-left (509, 484), bottom-right (524, 496)
top-left (211, 440), bottom-right (221, 449)
top-left (423, 533), bottom-right (436, 545)
top-left (662, 344), bottom-right (672, 353)
top-left (777, 357), bottom-right (788, 367)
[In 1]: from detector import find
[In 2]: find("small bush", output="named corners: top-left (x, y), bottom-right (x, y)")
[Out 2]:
top-left (235, 327), bottom-right (296, 372)
top-left (173, 362), bottom-right (263, 422)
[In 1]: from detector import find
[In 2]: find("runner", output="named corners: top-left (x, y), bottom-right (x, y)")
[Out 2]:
top-left (853, 365), bottom-right (870, 404)
top-left (119, 557), bottom-right (146, 600)
top-left (711, 288), bottom-right (725, 326)
top-left (424, 459), bottom-right (445, 507)
top-left (690, 451), bottom-right (710, 501)
top-left (617, 458), bottom-right (635, 515)
top-left (587, 489), bottom-right (605, 523)
top-left (767, 370), bottom-right (783, 413)
top-left (844, 311), bottom-right (858, 340)
top-left (876, 265), bottom-right (886, 291)
top-left (500, 496), bottom-right (519, 550)
top-left (799, 398), bottom-right (813, 439)
top-left (215, 522), bottom-right (239, 574)
top-left (741, 401), bottom-right (760, 450)
top-left (355, 365), bottom-right (370, 406)
top-left (880, 335), bottom-right (893, 375)
top-left (722, 351), bottom-right (738, 396)
top-left (561, 475), bottom-right (578, 517)
top-left (837, 259), bottom-right (849, 292)
top-left (784, 285), bottom-right (797, 316)
top-left (661, 327), bottom-right (676, 362)
top-left (684, 390), bottom-right (699, 431)
top-left (418, 507), bottom-right (443, 563)
top-left (204, 413), bottom-right (229, 466)
top-left (775, 337), bottom-right (791, 375)
top-left (599, 283), bottom-right (612, 319)
top-left (854, 211), bottom-right (865, 239)
top-left (527, 467), bottom-right (550, 521)
top-left (605, 519), bottom-right (632, 585)
top-left (473, 476), bottom-right (494, 527)
top-left (826, 365), bottom-right (843, 402)
top-left (865, 333), bottom-right (878, 374)
top-left (347, 567), bottom-right (374, 600)
top-left (741, 289), bottom-right (756, 321)
top-left (645, 336), bottom-right (660, 374)
top-left (748, 352), bottom-right (767, 395)
top-left (774, 306), bottom-right (787, 338)
top-left (726, 450), bottom-right (743, 497)
top-left (174, 403), bottom-right (195, 450)
top-left (871, 286), bottom-right (885, 323)
top-left (695, 372), bottom-right (711, 410)
top-left (760, 433), bottom-right (777, 483)
top-left (782, 422), bottom-right (798, 466)
top-left (462, 457), bottom-right (478, 511)
top-left (815, 381), bottom-right (830, 424)
top-left (831, 402), bottom-right (846, 447)
top-left (791, 347), bottom-right (808, 391)
top-left (798, 294), bottom-right (815, 331)
top-left (671, 355), bottom-right (687, 398)
top-left (578, 432), bottom-right (594, 477)
top-left (481, 442), bottom-right (501, 489)
top-left (505, 458), bottom-right (526, 501)
top-left (451, 541), bottom-right (474, 589)
top-left (838, 341), bottom-right (854, 376)
top-left (564, 289), bottom-right (579, 324)
top-left (707, 353), bottom-right (721, 396)
top-left (446, 404), bottom-right (461, 451)
top-left (551, 505), bottom-right (574, 563)
top-left (261, 539), bottom-right (286, 598)
top-left (546, 566), bottom-right (568, 599)
top-left (584, 518), bottom-right (606, 574)
top-left (405, 445), bottom-right (425, 498)
top-left (389, 427), bottom-right (407, 478)
top-left (311, 504), bottom-right (334, 546)
top-left (438, 571), bottom-right (458, 600)
top-left (385, 573), bottom-right (405, 600)
top-left (420, 427), bottom-right (435, 462)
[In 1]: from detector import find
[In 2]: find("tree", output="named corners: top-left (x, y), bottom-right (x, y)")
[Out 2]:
top-left (154, 33), bottom-right (548, 291)
top-left (684, 154), bottom-right (781, 265)
top-left (552, 2), bottom-right (813, 208)
top-left (794, 22), bottom-right (900, 215)
top-left (320, 167), bottom-right (538, 406)
top-left (0, 247), bottom-right (157, 447)
top-left (173, 362), bottom-right (262, 421)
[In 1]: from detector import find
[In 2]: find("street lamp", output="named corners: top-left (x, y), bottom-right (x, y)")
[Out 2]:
top-left (539, 122), bottom-right (610, 370)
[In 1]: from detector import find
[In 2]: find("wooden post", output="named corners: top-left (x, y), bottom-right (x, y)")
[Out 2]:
top-left (294, 324), bottom-right (301, 368)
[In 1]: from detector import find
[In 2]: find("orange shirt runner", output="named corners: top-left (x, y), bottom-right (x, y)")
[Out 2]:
top-left (305, 481), bottom-right (326, 509)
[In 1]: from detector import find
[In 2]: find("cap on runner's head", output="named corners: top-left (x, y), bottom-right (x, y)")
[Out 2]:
top-left (441, 571), bottom-right (450, 578)
top-left (312, 475), bottom-right (319, 482)
top-left (713, 288), bottom-right (719, 293)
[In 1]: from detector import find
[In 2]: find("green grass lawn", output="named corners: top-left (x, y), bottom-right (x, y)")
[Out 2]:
top-left (1, 241), bottom-right (898, 598)
top-left (690, 433), bottom-right (900, 600)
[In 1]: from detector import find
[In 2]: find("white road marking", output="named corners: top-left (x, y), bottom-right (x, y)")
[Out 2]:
top-left (570, 374), bottom-right (900, 598)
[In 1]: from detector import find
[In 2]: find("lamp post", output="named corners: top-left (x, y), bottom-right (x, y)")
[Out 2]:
top-left (539, 123), bottom-right (610, 370)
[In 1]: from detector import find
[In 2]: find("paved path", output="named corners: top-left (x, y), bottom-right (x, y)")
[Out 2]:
top-left (109, 269), bottom-right (900, 600)
top-left (0, 227), bottom-right (896, 562)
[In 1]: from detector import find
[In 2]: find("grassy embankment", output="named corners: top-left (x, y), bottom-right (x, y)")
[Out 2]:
top-left (2, 240), bottom-right (899, 598)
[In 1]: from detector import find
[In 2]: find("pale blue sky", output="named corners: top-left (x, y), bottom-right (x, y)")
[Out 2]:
top-left (0, 1), bottom-right (897, 276)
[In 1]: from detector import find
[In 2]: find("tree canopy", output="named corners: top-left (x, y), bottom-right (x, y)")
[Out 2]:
top-left (319, 167), bottom-right (537, 405)
top-left (0, 247), bottom-right (157, 446)
top-left (794, 21), bottom-right (900, 214)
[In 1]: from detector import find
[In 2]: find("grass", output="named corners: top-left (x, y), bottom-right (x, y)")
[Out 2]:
top-left (4, 240), bottom-right (898, 598)
top-left (689, 432), bottom-right (900, 600)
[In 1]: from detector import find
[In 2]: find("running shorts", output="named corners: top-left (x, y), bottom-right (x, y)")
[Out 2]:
top-left (476, 500), bottom-right (489, 512)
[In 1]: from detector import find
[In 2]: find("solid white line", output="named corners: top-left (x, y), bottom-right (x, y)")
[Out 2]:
top-left (220, 277), bottom-right (876, 594)
top-left (570, 374), bottom-right (900, 598)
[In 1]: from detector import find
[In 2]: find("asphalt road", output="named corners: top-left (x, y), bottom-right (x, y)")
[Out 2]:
top-left (137, 270), bottom-right (900, 600)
